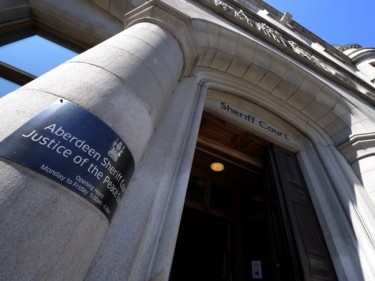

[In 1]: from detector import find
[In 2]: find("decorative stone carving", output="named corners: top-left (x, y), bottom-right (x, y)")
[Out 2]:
top-left (209, 0), bottom-right (375, 103)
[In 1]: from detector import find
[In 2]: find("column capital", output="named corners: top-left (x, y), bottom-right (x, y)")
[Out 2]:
top-left (338, 132), bottom-right (375, 163)
top-left (338, 132), bottom-right (375, 192)
top-left (124, 0), bottom-right (199, 77)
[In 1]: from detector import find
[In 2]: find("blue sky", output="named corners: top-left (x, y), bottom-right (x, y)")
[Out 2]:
top-left (264, 0), bottom-right (375, 48)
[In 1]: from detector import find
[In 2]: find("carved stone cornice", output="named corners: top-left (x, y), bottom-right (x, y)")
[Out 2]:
top-left (197, 0), bottom-right (375, 106)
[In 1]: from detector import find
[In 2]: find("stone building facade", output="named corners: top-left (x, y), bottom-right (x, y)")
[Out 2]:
top-left (1, 0), bottom-right (375, 280)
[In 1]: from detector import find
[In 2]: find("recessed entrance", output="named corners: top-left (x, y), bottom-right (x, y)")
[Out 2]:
top-left (169, 113), bottom-right (278, 281)
top-left (169, 112), bottom-right (337, 281)
top-left (169, 149), bottom-right (275, 281)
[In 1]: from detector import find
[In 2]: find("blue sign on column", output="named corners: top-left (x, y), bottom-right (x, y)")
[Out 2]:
top-left (0, 99), bottom-right (135, 222)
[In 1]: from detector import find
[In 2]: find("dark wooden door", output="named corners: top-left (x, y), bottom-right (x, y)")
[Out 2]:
top-left (266, 145), bottom-right (337, 281)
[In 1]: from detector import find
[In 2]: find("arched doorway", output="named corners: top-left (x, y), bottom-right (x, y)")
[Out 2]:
top-left (169, 112), bottom-right (337, 281)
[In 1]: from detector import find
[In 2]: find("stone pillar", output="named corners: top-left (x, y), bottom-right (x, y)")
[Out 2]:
top-left (0, 21), bottom-right (183, 281)
top-left (299, 145), bottom-right (375, 281)
top-left (84, 77), bottom-right (206, 281)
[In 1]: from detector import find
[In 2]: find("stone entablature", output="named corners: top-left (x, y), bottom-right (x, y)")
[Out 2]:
top-left (198, 0), bottom-right (375, 105)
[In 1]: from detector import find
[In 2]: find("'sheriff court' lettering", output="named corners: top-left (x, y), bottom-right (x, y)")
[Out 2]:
top-left (220, 102), bottom-right (289, 140)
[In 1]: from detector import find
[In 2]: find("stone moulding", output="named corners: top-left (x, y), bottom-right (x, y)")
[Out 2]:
top-left (124, 0), bottom-right (199, 77)
top-left (337, 132), bottom-right (375, 163)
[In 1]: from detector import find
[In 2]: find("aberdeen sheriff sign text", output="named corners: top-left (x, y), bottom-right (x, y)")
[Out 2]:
top-left (0, 99), bottom-right (134, 222)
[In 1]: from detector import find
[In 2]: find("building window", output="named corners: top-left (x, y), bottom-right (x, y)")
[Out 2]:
top-left (0, 77), bottom-right (20, 97)
top-left (0, 35), bottom-right (78, 76)
top-left (0, 21), bottom-right (85, 98)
